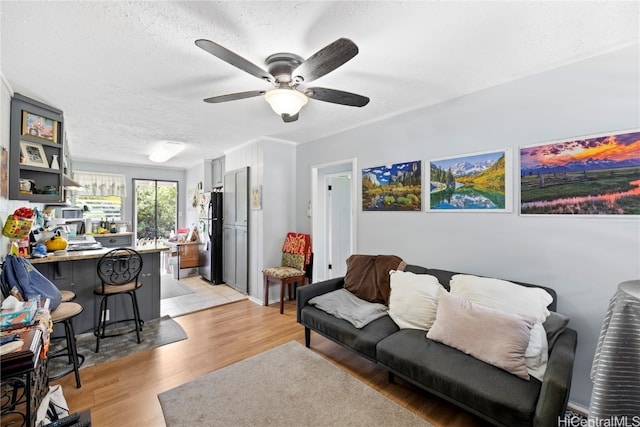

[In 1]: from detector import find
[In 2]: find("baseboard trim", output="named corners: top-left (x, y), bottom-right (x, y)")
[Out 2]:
top-left (567, 401), bottom-right (589, 417)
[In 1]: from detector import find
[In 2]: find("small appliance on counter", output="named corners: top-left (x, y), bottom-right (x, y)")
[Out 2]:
top-left (66, 235), bottom-right (103, 251)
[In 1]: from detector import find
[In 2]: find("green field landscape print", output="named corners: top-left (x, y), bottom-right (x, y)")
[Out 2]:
top-left (429, 149), bottom-right (510, 211)
top-left (520, 130), bottom-right (640, 215)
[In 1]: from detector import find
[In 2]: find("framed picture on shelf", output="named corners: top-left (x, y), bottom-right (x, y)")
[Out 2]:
top-left (21, 110), bottom-right (58, 143)
top-left (20, 141), bottom-right (48, 167)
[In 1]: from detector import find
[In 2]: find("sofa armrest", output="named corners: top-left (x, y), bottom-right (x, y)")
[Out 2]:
top-left (296, 277), bottom-right (345, 323)
top-left (534, 327), bottom-right (578, 427)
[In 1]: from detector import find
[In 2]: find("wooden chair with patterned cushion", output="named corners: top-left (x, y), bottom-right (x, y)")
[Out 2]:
top-left (262, 233), bottom-right (312, 314)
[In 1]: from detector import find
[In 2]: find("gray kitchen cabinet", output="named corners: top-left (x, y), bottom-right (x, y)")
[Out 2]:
top-left (222, 167), bottom-right (249, 293)
top-left (8, 94), bottom-right (65, 203)
top-left (93, 233), bottom-right (134, 248)
top-left (32, 251), bottom-right (161, 334)
top-left (204, 156), bottom-right (225, 190)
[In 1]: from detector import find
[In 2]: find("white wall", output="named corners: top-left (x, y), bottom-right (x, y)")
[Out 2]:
top-left (225, 138), bottom-right (296, 301)
top-left (184, 161), bottom-right (205, 233)
top-left (295, 45), bottom-right (640, 408)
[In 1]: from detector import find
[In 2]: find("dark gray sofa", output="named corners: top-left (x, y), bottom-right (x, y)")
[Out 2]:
top-left (296, 264), bottom-right (578, 427)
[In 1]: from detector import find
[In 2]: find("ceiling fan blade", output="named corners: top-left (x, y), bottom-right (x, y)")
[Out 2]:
top-left (195, 39), bottom-right (274, 83)
top-left (203, 90), bottom-right (266, 103)
top-left (281, 112), bottom-right (299, 123)
top-left (292, 38), bottom-right (359, 84)
top-left (305, 87), bottom-right (370, 107)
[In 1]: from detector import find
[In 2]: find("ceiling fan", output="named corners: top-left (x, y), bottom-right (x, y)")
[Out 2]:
top-left (195, 38), bottom-right (370, 123)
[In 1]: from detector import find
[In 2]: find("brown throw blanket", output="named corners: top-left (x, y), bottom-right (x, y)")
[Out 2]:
top-left (344, 254), bottom-right (406, 305)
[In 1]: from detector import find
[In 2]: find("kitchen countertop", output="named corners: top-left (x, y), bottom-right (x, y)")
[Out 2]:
top-left (28, 244), bottom-right (170, 264)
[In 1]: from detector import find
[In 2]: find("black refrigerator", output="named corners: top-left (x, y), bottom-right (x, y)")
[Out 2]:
top-left (199, 188), bottom-right (224, 284)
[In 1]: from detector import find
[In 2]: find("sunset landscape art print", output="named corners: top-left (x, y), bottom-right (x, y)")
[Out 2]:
top-left (520, 130), bottom-right (640, 215)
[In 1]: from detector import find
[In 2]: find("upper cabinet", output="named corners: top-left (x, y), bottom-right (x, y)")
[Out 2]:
top-left (223, 167), bottom-right (248, 227)
top-left (9, 94), bottom-right (65, 203)
top-left (204, 156), bottom-right (225, 190)
top-left (211, 157), bottom-right (225, 188)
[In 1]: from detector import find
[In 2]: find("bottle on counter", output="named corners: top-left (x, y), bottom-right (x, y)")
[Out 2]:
top-left (109, 218), bottom-right (117, 233)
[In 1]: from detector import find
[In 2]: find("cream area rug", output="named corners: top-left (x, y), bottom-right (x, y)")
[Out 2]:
top-left (158, 341), bottom-right (432, 427)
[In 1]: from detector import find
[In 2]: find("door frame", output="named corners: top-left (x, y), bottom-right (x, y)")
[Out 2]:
top-left (132, 178), bottom-right (179, 242)
top-left (310, 158), bottom-right (357, 282)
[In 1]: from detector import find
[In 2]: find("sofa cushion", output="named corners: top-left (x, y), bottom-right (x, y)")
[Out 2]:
top-left (344, 254), bottom-right (405, 305)
top-left (377, 329), bottom-right (542, 427)
top-left (427, 291), bottom-right (534, 380)
top-left (308, 289), bottom-right (388, 329)
top-left (300, 305), bottom-right (399, 361)
top-left (388, 270), bottom-right (442, 330)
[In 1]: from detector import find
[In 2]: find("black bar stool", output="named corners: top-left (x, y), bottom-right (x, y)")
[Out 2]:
top-left (48, 301), bottom-right (84, 388)
top-left (94, 248), bottom-right (144, 353)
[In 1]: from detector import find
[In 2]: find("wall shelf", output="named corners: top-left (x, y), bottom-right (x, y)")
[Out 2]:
top-left (9, 93), bottom-right (65, 203)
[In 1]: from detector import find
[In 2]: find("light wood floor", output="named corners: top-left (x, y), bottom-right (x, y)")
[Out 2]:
top-left (51, 299), bottom-right (491, 427)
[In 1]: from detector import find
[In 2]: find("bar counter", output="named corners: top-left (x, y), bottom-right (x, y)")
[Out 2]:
top-left (28, 244), bottom-right (168, 264)
top-left (30, 245), bottom-right (169, 334)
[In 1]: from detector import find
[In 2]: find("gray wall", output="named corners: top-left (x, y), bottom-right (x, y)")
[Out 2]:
top-left (295, 45), bottom-right (640, 408)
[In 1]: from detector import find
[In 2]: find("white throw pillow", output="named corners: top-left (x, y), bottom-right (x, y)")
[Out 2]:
top-left (449, 274), bottom-right (553, 377)
top-left (388, 270), bottom-right (442, 330)
top-left (449, 274), bottom-right (553, 323)
top-left (427, 291), bottom-right (534, 380)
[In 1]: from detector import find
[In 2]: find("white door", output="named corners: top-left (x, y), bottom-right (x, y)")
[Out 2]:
top-left (326, 174), bottom-right (352, 278)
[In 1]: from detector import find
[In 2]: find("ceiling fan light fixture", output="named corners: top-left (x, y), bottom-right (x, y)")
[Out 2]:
top-left (264, 88), bottom-right (308, 117)
top-left (149, 141), bottom-right (185, 163)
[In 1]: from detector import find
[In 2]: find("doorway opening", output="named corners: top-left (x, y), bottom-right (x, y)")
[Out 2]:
top-left (311, 159), bottom-right (357, 282)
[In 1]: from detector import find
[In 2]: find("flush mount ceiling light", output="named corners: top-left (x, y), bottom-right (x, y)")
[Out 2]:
top-left (149, 141), bottom-right (185, 163)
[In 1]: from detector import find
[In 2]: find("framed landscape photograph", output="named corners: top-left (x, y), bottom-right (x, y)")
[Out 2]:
top-left (428, 149), bottom-right (512, 212)
top-left (20, 141), bottom-right (48, 167)
top-left (362, 160), bottom-right (421, 211)
top-left (520, 130), bottom-right (640, 216)
top-left (22, 110), bottom-right (58, 143)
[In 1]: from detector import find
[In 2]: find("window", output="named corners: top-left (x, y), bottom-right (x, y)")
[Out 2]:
top-left (72, 171), bottom-right (126, 220)
top-left (73, 195), bottom-right (122, 220)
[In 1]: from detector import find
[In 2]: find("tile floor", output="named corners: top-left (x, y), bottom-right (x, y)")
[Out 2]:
top-left (160, 273), bottom-right (247, 318)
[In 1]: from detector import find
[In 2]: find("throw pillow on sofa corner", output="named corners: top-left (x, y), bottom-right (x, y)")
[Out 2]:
top-left (449, 274), bottom-right (554, 379)
top-left (343, 254), bottom-right (406, 305)
top-left (388, 270), bottom-right (443, 330)
top-left (427, 291), bottom-right (535, 380)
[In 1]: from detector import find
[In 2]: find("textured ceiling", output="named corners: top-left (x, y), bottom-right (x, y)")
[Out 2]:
top-left (1, 1), bottom-right (638, 169)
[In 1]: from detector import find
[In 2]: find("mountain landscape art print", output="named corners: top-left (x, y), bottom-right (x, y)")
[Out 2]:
top-left (520, 130), bottom-right (640, 215)
top-left (428, 149), bottom-right (511, 211)
top-left (362, 160), bottom-right (421, 211)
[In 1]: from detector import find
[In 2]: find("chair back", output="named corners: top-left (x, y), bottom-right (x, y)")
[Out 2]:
top-left (97, 248), bottom-right (143, 290)
top-left (280, 233), bottom-right (312, 272)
